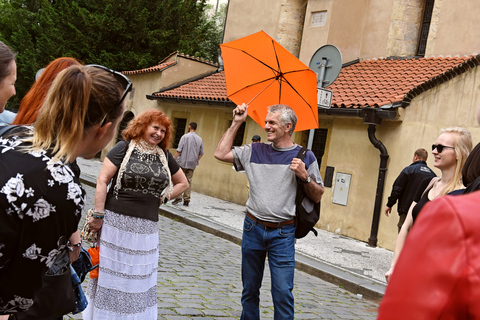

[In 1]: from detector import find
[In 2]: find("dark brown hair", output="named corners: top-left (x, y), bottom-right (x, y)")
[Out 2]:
top-left (0, 41), bottom-right (15, 84)
top-left (462, 142), bottom-right (480, 187)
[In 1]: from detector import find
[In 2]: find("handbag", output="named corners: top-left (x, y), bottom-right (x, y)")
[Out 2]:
top-left (14, 247), bottom-right (76, 320)
top-left (80, 209), bottom-right (99, 244)
top-left (294, 147), bottom-right (321, 239)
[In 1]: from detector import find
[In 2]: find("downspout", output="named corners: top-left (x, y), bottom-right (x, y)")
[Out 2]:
top-left (367, 124), bottom-right (388, 247)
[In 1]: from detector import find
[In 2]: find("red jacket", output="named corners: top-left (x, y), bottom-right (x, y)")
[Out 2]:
top-left (378, 191), bottom-right (480, 319)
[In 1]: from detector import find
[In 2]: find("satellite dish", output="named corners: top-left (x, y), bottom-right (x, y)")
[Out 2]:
top-left (308, 44), bottom-right (342, 88)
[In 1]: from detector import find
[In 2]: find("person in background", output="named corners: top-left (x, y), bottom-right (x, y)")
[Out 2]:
top-left (385, 127), bottom-right (472, 282)
top-left (13, 57), bottom-right (81, 125)
top-left (384, 148), bottom-right (436, 232)
top-left (377, 105), bottom-right (480, 320)
top-left (214, 103), bottom-right (324, 320)
top-left (84, 109), bottom-right (188, 319)
top-left (251, 134), bottom-right (261, 143)
top-left (0, 64), bottom-right (130, 318)
top-left (0, 41), bottom-right (16, 114)
top-left (171, 121), bottom-right (204, 207)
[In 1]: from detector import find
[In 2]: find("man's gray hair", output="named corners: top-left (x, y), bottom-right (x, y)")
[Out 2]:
top-left (267, 104), bottom-right (297, 135)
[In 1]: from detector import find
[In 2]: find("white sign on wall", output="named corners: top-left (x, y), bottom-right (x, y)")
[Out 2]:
top-left (332, 172), bottom-right (352, 206)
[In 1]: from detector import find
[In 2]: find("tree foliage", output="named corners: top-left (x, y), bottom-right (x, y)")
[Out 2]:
top-left (0, 0), bottom-right (224, 109)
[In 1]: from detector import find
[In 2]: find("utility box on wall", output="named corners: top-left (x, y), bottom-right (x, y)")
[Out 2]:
top-left (332, 172), bottom-right (351, 206)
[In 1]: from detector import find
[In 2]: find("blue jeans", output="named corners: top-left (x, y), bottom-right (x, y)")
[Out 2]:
top-left (240, 214), bottom-right (296, 320)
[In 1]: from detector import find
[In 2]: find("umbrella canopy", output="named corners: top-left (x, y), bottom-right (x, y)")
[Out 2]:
top-left (220, 31), bottom-right (318, 132)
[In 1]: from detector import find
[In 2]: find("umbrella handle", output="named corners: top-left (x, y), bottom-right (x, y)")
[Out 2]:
top-left (235, 80), bottom-right (275, 115)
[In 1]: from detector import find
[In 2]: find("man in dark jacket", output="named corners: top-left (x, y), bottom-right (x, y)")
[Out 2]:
top-left (384, 148), bottom-right (436, 232)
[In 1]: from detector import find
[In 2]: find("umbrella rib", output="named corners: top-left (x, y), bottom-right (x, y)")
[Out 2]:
top-left (228, 77), bottom-right (276, 97)
top-left (230, 48), bottom-right (279, 75)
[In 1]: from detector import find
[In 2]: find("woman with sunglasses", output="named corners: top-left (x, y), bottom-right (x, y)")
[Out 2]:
top-left (0, 64), bottom-right (130, 319)
top-left (83, 109), bottom-right (188, 320)
top-left (0, 41), bottom-right (16, 114)
top-left (385, 127), bottom-right (472, 282)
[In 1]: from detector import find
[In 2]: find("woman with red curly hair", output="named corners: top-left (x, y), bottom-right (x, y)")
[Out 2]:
top-left (13, 57), bottom-right (81, 125)
top-left (84, 109), bottom-right (188, 319)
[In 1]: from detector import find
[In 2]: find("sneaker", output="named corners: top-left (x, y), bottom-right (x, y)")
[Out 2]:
top-left (183, 202), bottom-right (189, 207)
top-left (171, 199), bottom-right (182, 205)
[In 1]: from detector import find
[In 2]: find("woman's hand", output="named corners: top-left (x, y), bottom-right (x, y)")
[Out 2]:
top-left (88, 215), bottom-right (104, 233)
top-left (385, 266), bottom-right (394, 282)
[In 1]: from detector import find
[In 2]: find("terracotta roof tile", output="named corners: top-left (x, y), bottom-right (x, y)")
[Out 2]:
top-left (123, 61), bottom-right (176, 75)
top-left (153, 71), bottom-right (229, 102)
top-left (329, 56), bottom-right (477, 108)
top-left (151, 55), bottom-right (480, 108)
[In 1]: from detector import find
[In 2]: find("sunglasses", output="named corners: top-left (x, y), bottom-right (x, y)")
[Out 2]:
top-left (432, 144), bottom-right (454, 153)
top-left (86, 64), bottom-right (132, 126)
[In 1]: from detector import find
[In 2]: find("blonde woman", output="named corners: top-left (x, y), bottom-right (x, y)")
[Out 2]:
top-left (385, 127), bottom-right (472, 282)
top-left (0, 64), bottom-right (131, 318)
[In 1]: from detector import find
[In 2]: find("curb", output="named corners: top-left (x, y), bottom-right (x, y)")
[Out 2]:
top-left (80, 174), bottom-right (385, 302)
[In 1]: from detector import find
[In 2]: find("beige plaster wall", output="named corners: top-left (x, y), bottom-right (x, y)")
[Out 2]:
top-left (300, 0), bottom-right (394, 65)
top-left (223, 0), bottom-right (282, 43)
top-left (317, 117), bottom-right (381, 241)
top-left (426, 0), bottom-right (480, 56)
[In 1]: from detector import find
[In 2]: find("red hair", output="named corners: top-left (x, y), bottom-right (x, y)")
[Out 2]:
top-left (122, 109), bottom-right (173, 151)
top-left (13, 57), bottom-right (82, 125)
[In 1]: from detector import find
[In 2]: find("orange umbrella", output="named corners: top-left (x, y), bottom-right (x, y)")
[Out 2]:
top-left (220, 31), bottom-right (318, 132)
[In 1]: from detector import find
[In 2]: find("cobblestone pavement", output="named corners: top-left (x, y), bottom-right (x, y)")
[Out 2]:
top-left (66, 184), bottom-right (379, 319)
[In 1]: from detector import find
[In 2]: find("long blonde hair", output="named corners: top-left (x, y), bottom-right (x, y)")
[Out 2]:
top-left (438, 127), bottom-right (472, 195)
top-left (29, 65), bottom-right (124, 162)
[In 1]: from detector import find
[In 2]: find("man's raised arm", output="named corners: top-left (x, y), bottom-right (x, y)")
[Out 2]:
top-left (214, 103), bottom-right (248, 164)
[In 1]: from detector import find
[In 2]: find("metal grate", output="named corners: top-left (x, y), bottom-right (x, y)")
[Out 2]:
top-left (417, 0), bottom-right (435, 56)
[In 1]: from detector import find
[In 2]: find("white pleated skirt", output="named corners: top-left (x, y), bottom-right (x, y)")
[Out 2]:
top-left (83, 210), bottom-right (159, 320)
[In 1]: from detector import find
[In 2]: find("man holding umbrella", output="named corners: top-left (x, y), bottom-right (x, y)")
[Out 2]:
top-left (214, 103), bottom-right (324, 319)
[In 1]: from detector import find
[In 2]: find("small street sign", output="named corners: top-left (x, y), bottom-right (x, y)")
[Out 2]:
top-left (317, 87), bottom-right (333, 109)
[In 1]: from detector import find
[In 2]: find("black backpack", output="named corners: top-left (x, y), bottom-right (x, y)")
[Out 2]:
top-left (294, 147), bottom-right (321, 239)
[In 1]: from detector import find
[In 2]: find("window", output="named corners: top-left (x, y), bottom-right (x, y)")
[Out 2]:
top-left (417, 0), bottom-right (435, 56)
top-left (229, 121), bottom-right (246, 147)
top-left (311, 128), bottom-right (328, 167)
top-left (173, 118), bottom-right (187, 148)
top-left (311, 11), bottom-right (327, 27)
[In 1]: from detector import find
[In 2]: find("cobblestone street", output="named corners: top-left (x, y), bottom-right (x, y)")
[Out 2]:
top-left (68, 184), bottom-right (379, 319)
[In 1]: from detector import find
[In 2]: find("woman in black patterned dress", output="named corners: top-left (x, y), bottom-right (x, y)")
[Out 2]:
top-left (0, 64), bottom-right (131, 319)
top-left (84, 109), bottom-right (188, 319)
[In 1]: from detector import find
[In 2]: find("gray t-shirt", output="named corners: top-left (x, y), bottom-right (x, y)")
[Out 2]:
top-left (233, 143), bottom-right (323, 222)
top-left (176, 132), bottom-right (204, 170)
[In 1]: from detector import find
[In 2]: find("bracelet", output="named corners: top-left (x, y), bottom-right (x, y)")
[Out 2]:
top-left (67, 240), bottom-right (82, 251)
top-left (88, 208), bottom-right (105, 219)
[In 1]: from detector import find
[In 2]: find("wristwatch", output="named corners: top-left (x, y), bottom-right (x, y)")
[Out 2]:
top-left (301, 176), bottom-right (311, 184)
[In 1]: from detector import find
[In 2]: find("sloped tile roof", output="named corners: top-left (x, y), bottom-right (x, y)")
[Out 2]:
top-left (122, 52), bottom-right (218, 75)
top-left (330, 56), bottom-right (479, 108)
top-left (123, 61), bottom-right (176, 75)
top-left (151, 55), bottom-right (480, 108)
top-left (152, 71), bottom-right (229, 102)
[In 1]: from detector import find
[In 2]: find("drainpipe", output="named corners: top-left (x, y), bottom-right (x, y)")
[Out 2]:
top-left (367, 124), bottom-right (389, 247)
